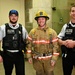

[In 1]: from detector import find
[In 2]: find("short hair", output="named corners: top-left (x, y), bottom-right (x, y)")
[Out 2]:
top-left (70, 5), bottom-right (75, 11)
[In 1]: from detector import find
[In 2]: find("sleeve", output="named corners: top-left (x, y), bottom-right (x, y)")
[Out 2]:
top-left (0, 26), bottom-right (3, 41)
top-left (58, 24), bottom-right (67, 39)
top-left (0, 25), bottom-right (5, 41)
top-left (0, 25), bottom-right (5, 56)
top-left (51, 30), bottom-right (60, 61)
top-left (22, 26), bottom-right (28, 40)
top-left (26, 30), bottom-right (33, 58)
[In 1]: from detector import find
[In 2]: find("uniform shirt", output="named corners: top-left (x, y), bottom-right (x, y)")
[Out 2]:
top-left (58, 21), bottom-right (75, 39)
top-left (0, 23), bottom-right (28, 52)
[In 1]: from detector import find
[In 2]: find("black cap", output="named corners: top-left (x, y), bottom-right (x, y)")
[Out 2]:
top-left (9, 9), bottom-right (19, 16)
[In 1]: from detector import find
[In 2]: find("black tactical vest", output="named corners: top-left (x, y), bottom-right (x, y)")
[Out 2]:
top-left (2, 23), bottom-right (25, 51)
top-left (61, 24), bottom-right (75, 52)
top-left (62, 24), bottom-right (75, 40)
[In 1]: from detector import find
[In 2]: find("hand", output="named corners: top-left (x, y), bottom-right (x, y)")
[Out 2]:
top-left (51, 60), bottom-right (56, 67)
top-left (0, 55), bottom-right (3, 63)
top-left (66, 40), bottom-right (75, 48)
top-left (62, 41), bottom-right (68, 47)
top-left (28, 58), bottom-right (32, 64)
top-left (62, 40), bottom-right (75, 48)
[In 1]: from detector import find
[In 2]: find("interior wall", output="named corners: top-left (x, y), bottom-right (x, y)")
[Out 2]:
top-left (52, 0), bottom-right (69, 34)
top-left (0, 0), bottom-right (25, 26)
top-left (68, 0), bottom-right (75, 7)
top-left (25, 0), bottom-right (33, 33)
top-left (25, 0), bottom-right (52, 33)
top-left (0, 0), bottom-right (25, 50)
top-left (52, 0), bottom-right (75, 34)
top-left (32, 0), bottom-right (52, 28)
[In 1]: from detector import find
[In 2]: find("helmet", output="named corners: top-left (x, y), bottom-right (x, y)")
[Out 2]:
top-left (35, 10), bottom-right (49, 20)
top-left (9, 9), bottom-right (19, 16)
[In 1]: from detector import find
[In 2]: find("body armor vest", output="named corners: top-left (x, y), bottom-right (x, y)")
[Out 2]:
top-left (62, 24), bottom-right (75, 40)
top-left (2, 23), bottom-right (25, 51)
top-left (61, 24), bottom-right (75, 52)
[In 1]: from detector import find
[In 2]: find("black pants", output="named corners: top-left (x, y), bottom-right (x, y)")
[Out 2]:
top-left (3, 51), bottom-right (25, 75)
top-left (62, 51), bottom-right (75, 75)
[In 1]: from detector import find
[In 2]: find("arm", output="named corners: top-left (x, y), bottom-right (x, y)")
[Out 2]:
top-left (65, 40), bottom-right (75, 48)
top-left (51, 30), bottom-right (60, 66)
top-left (0, 26), bottom-right (3, 56)
top-left (0, 25), bottom-right (6, 62)
top-left (22, 26), bottom-right (28, 40)
top-left (0, 41), bottom-right (3, 63)
top-left (26, 30), bottom-right (33, 64)
top-left (26, 38), bottom-right (32, 64)
top-left (58, 38), bottom-right (67, 46)
top-left (58, 38), bottom-right (75, 48)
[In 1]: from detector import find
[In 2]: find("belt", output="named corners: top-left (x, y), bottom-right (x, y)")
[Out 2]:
top-left (33, 53), bottom-right (52, 59)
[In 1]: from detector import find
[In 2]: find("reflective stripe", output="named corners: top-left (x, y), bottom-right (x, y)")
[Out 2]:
top-left (27, 50), bottom-right (31, 53)
top-left (53, 52), bottom-right (59, 56)
top-left (52, 38), bottom-right (58, 42)
top-left (7, 50), bottom-right (19, 52)
top-left (32, 38), bottom-right (58, 44)
top-left (38, 55), bottom-right (52, 59)
top-left (28, 36), bottom-right (58, 44)
top-left (33, 52), bottom-right (52, 59)
top-left (33, 55), bottom-right (52, 60)
top-left (33, 40), bottom-right (50, 44)
top-left (28, 36), bottom-right (32, 41)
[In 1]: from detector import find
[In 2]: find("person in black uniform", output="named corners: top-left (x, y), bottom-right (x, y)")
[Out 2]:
top-left (0, 9), bottom-right (28, 75)
top-left (58, 5), bottom-right (75, 75)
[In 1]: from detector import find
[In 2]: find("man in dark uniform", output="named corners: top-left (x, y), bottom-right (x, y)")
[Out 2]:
top-left (58, 5), bottom-right (75, 75)
top-left (0, 9), bottom-right (28, 75)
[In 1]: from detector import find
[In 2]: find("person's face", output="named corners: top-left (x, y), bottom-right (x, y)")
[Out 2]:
top-left (9, 14), bottom-right (18, 24)
top-left (70, 7), bottom-right (75, 20)
top-left (37, 17), bottom-right (46, 27)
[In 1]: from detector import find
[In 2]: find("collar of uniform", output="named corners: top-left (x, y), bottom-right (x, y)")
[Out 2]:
top-left (9, 23), bottom-right (19, 29)
top-left (69, 21), bottom-right (75, 27)
top-left (37, 25), bottom-right (49, 30)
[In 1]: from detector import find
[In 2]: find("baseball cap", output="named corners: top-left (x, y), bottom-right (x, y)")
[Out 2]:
top-left (9, 9), bottom-right (19, 16)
